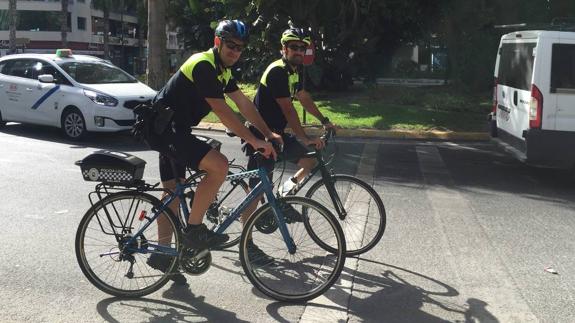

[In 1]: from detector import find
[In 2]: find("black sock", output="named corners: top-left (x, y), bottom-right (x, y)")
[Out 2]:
top-left (290, 177), bottom-right (297, 184)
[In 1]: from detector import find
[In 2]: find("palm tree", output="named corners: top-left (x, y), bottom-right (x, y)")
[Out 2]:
top-left (9, 0), bottom-right (17, 54)
top-left (133, 0), bottom-right (147, 75)
top-left (92, 0), bottom-right (113, 59)
top-left (147, 0), bottom-right (168, 90)
top-left (61, 0), bottom-right (69, 48)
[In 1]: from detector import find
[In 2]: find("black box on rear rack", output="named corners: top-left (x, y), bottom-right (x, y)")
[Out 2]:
top-left (76, 150), bottom-right (146, 186)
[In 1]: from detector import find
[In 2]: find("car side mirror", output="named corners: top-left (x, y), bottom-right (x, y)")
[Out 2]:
top-left (38, 74), bottom-right (55, 83)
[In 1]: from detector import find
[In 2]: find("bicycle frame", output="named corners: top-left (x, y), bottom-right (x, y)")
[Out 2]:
top-left (118, 165), bottom-right (297, 258)
top-left (290, 147), bottom-right (348, 219)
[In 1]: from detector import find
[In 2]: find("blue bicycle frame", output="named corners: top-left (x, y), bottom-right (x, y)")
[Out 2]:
top-left (119, 165), bottom-right (296, 257)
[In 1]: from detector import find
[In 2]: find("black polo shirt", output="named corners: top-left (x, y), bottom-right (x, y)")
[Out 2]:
top-left (154, 48), bottom-right (238, 133)
top-left (254, 58), bottom-right (303, 131)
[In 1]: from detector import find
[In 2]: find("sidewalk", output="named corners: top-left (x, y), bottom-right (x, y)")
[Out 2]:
top-left (194, 122), bottom-right (489, 141)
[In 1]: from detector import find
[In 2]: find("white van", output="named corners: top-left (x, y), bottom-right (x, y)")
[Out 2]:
top-left (489, 30), bottom-right (575, 169)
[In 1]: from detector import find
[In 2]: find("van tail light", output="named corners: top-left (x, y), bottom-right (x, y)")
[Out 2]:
top-left (529, 84), bottom-right (543, 129)
top-left (492, 77), bottom-right (498, 113)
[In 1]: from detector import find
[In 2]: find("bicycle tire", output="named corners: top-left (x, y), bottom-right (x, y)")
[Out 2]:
top-left (187, 171), bottom-right (250, 249)
top-left (305, 174), bottom-right (386, 256)
top-left (239, 196), bottom-right (346, 302)
top-left (75, 191), bottom-right (182, 298)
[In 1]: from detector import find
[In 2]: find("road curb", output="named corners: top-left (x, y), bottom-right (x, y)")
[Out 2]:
top-left (193, 122), bottom-right (489, 141)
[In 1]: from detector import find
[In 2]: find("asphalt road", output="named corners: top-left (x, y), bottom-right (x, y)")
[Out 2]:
top-left (0, 123), bottom-right (574, 322)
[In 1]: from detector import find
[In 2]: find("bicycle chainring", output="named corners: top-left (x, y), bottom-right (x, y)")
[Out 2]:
top-left (254, 210), bottom-right (278, 234)
top-left (179, 248), bottom-right (212, 275)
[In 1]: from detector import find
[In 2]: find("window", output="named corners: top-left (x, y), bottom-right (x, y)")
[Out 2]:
top-left (551, 44), bottom-right (575, 92)
top-left (77, 17), bottom-right (86, 31)
top-left (0, 11), bottom-right (72, 32)
top-left (498, 42), bottom-right (537, 91)
top-left (57, 61), bottom-right (137, 84)
top-left (2, 59), bottom-right (44, 80)
top-left (41, 64), bottom-right (72, 85)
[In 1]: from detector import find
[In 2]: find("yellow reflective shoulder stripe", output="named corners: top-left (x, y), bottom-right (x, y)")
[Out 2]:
top-left (179, 50), bottom-right (232, 86)
top-left (260, 59), bottom-right (285, 87)
top-left (260, 59), bottom-right (299, 96)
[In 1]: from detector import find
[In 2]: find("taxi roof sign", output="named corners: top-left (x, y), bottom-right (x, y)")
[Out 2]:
top-left (56, 49), bottom-right (73, 58)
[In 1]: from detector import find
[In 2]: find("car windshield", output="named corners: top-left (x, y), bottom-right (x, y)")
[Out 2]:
top-left (57, 61), bottom-right (137, 84)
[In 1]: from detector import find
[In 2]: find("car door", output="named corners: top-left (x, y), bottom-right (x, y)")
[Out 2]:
top-left (550, 42), bottom-right (575, 131)
top-left (0, 59), bottom-right (28, 121)
top-left (7, 59), bottom-right (61, 125)
top-left (496, 41), bottom-right (537, 140)
top-left (0, 60), bottom-right (11, 121)
top-left (31, 61), bottom-right (67, 125)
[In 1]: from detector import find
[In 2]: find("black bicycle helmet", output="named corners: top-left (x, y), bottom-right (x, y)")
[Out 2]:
top-left (281, 28), bottom-right (311, 46)
top-left (215, 20), bottom-right (249, 42)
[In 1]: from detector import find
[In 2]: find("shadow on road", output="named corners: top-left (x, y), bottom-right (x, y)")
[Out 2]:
top-left (267, 258), bottom-right (499, 323)
top-left (0, 123), bottom-right (149, 152)
top-left (376, 141), bottom-right (575, 212)
top-left (96, 285), bottom-right (248, 323)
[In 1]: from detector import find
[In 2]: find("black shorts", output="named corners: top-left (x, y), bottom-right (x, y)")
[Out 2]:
top-left (245, 126), bottom-right (310, 188)
top-left (159, 133), bottom-right (212, 181)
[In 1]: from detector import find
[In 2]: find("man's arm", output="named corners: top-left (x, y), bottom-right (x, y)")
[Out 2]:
top-left (205, 97), bottom-right (277, 159)
top-left (226, 90), bottom-right (282, 145)
top-left (276, 97), bottom-right (325, 149)
top-left (296, 90), bottom-right (333, 127)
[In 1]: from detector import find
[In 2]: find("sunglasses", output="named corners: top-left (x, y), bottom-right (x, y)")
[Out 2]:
top-left (287, 44), bottom-right (307, 52)
top-left (224, 40), bottom-right (245, 52)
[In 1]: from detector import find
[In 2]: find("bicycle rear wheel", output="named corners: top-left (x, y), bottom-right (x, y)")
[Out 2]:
top-left (305, 174), bottom-right (386, 256)
top-left (75, 191), bottom-right (182, 298)
top-left (240, 196), bottom-right (346, 302)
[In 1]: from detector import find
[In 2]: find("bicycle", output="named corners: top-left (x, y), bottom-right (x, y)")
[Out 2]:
top-left (74, 146), bottom-right (346, 302)
top-left (215, 128), bottom-right (386, 256)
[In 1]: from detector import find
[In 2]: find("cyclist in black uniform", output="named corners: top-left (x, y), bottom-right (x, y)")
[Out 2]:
top-left (239, 28), bottom-right (335, 264)
top-left (245, 27), bottom-right (335, 194)
top-left (148, 20), bottom-right (282, 282)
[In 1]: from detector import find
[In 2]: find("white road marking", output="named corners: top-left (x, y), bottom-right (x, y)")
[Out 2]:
top-left (415, 145), bottom-right (538, 322)
top-left (300, 143), bottom-right (379, 322)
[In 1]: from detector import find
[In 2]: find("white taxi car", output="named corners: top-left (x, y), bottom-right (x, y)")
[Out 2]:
top-left (0, 49), bottom-right (156, 139)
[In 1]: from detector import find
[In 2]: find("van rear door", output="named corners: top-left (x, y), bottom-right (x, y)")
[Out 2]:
top-left (495, 40), bottom-right (537, 141)
top-left (550, 43), bottom-right (575, 131)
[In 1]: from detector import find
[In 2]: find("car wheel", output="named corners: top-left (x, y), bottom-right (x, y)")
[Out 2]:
top-left (61, 108), bottom-right (87, 140)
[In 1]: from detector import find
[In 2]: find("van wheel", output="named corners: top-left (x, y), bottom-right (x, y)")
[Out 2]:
top-left (61, 108), bottom-right (87, 140)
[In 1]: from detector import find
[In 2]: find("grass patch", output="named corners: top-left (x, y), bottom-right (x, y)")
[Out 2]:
top-left (202, 83), bottom-right (491, 132)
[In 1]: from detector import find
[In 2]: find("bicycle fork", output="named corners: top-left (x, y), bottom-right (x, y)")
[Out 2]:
top-left (319, 168), bottom-right (348, 220)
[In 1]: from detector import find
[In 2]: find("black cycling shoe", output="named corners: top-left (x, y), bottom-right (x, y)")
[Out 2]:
top-left (182, 224), bottom-right (229, 250)
top-left (247, 240), bottom-right (275, 267)
top-left (146, 253), bottom-right (187, 285)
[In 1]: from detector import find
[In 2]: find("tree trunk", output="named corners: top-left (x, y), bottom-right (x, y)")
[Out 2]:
top-left (147, 0), bottom-right (168, 90)
top-left (9, 0), bottom-right (17, 54)
top-left (138, 23), bottom-right (145, 75)
top-left (61, 0), bottom-right (69, 48)
top-left (103, 8), bottom-right (110, 59)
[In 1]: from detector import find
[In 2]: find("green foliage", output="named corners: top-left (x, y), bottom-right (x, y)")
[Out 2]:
top-left (165, 0), bottom-right (575, 94)
top-left (202, 83), bottom-right (489, 132)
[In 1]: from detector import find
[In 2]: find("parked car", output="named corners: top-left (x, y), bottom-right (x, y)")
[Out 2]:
top-left (0, 49), bottom-right (156, 139)
top-left (488, 30), bottom-right (575, 169)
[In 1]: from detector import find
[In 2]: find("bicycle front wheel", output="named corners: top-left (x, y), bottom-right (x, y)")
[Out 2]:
top-left (75, 191), bottom-right (182, 298)
top-left (240, 196), bottom-right (346, 302)
top-left (306, 174), bottom-right (386, 256)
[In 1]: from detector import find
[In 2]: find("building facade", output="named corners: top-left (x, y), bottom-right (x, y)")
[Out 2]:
top-left (0, 0), bottom-right (180, 75)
